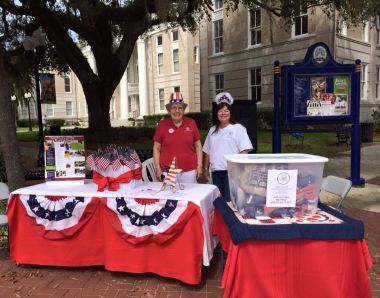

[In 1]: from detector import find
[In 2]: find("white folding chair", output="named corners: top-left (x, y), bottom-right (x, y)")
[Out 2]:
top-left (142, 158), bottom-right (158, 182)
top-left (0, 182), bottom-right (10, 230)
top-left (320, 175), bottom-right (352, 211)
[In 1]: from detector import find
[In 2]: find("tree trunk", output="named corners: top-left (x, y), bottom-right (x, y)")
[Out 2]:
top-left (84, 83), bottom-right (112, 134)
top-left (0, 48), bottom-right (25, 191)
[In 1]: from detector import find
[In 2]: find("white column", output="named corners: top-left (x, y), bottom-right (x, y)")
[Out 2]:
top-left (120, 70), bottom-right (129, 119)
top-left (137, 38), bottom-right (148, 117)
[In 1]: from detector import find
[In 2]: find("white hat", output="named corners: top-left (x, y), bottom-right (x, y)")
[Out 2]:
top-left (214, 92), bottom-right (234, 105)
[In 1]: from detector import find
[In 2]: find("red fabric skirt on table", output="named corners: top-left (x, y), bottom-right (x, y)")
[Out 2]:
top-left (213, 211), bottom-right (373, 298)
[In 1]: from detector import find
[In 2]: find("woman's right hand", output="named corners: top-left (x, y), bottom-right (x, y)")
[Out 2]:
top-left (156, 167), bottom-right (163, 181)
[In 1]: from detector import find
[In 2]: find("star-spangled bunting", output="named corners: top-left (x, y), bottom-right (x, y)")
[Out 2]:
top-left (106, 196), bottom-right (193, 244)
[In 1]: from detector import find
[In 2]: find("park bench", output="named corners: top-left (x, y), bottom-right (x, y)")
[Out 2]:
top-left (336, 132), bottom-right (350, 147)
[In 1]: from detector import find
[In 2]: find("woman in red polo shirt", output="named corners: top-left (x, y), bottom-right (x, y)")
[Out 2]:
top-left (153, 92), bottom-right (203, 183)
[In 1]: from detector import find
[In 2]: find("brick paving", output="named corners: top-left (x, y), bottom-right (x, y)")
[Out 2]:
top-left (0, 246), bottom-right (224, 297)
top-left (0, 207), bottom-right (378, 297)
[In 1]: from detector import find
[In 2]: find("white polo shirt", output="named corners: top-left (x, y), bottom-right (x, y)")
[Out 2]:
top-left (203, 124), bottom-right (253, 171)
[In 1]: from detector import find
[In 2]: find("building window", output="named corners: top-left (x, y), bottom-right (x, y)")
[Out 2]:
top-left (159, 89), bottom-right (165, 110)
top-left (172, 30), bottom-right (178, 42)
top-left (249, 7), bottom-right (261, 46)
top-left (157, 53), bottom-right (163, 75)
top-left (376, 66), bottom-right (380, 99)
top-left (46, 104), bottom-right (54, 117)
top-left (250, 68), bottom-right (261, 102)
top-left (64, 75), bottom-right (71, 93)
top-left (194, 46), bottom-right (199, 63)
top-left (361, 64), bottom-right (367, 100)
top-left (214, 0), bottom-right (223, 10)
top-left (174, 86), bottom-right (180, 92)
top-left (213, 20), bottom-right (223, 54)
top-left (157, 35), bottom-right (162, 46)
top-left (215, 74), bottom-right (224, 95)
top-left (172, 49), bottom-right (179, 73)
top-left (293, 5), bottom-right (308, 36)
top-left (66, 101), bottom-right (73, 116)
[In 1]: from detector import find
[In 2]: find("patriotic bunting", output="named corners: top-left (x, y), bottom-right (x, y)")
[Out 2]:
top-left (106, 197), bottom-right (195, 244)
top-left (19, 194), bottom-right (95, 239)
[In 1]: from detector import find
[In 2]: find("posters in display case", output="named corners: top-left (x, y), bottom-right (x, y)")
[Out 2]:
top-left (44, 136), bottom-right (85, 184)
top-left (293, 75), bottom-right (350, 118)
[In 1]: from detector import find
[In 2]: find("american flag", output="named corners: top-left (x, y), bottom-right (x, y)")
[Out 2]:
top-left (130, 150), bottom-right (141, 165)
top-left (86, 154), bottom-right (95, 169)
top-left (97, 155), bottom-right (111, 170)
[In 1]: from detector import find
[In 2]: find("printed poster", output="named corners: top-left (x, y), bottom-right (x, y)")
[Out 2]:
top-left (293, 75), bottom-right (350, 117)
top-left (44, 136), bottom-right (85, 184)
top-left (306, 75), bottom-right (349, 116)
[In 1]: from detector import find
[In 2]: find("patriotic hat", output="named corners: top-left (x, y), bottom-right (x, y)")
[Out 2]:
top-left (214, 92), bottom-right (234, 106)
top-left (166, 92), bottom-right (188, 110)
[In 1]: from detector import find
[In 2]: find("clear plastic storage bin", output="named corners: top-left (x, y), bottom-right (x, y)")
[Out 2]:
top-left (225, 154), bottom-right (328, 218)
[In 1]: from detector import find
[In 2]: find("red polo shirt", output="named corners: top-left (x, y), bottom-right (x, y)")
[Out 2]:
top-left (153, 117), bottom-right (201, 172)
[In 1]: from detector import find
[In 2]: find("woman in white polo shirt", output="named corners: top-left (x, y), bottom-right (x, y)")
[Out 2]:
top-left (203, 92), bottom-right (253, 201)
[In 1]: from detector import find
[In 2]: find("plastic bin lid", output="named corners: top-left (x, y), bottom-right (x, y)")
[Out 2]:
top-left (225, 153), bottom-right (328, 163)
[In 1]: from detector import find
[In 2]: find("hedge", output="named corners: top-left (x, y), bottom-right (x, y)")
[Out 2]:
top-left (17, 119), bottom-right (38, 127)
top-left (143, 112), bottom-right (212, 130)
top-left (46, 119), bottom-right (66, 126)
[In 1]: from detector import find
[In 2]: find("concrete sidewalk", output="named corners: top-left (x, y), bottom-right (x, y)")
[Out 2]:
top-left (323, 143), bottom-right (380, 213)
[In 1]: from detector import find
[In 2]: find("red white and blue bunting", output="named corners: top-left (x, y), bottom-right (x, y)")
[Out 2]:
top-left (106, 197), bottom-right (195, 245)
top-left (19, 194), bottom-right (95, 239)
top-left (19, 194), bottom-right (196, 244)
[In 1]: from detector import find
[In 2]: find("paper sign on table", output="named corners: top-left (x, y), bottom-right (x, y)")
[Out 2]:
top-left (44, 135), bottom-right (85, 185)
top-left (266, 169), bottom-right (298, 207)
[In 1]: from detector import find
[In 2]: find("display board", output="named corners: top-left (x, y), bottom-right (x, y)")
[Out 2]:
top-left (293, 75), bottom-right (350, 118)
top-left (44, 136), bottom-right (85, 184)
top-left (281, 43), bottom-right (356, 124)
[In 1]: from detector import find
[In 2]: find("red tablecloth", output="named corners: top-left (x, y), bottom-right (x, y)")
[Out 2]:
top-left (8, 194), bottom-right (205, 284)
top-left (213, 212), bottom-right (373, 298)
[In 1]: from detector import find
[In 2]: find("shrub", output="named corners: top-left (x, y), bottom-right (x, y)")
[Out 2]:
top-left (46, 119), bottom-right (65, 126)
top-left (143, 114), bottom-right (167, 126)
top-left (17, 119), bottom-right (38, 127)
top-left (61, 126), bottom-right (156, 148)
top-left (186, 112), bottom-right (212, 130)
top-left (257, 107), bottom-right (274, 131)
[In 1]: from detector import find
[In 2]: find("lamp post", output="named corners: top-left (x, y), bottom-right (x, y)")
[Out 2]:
top-left (11, 95), bottom-right (17, 128)
top-left (23, 27), bottom-right (46, 167)
top-left (23, 92), bottom-right (33, 132)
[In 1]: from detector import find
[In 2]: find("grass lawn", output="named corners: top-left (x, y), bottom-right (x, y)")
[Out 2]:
top-left (15, 127), bottom-right (380, 157)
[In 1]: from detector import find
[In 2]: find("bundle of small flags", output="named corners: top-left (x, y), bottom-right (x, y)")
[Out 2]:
top-left (86, 145), bottom-right (141, 172)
